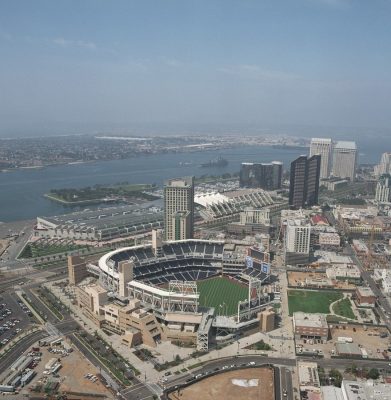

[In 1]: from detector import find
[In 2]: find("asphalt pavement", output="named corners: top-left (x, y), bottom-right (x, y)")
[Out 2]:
top-left (162, 351), bottom-right (391, 399)
top-left (163, 356), bottom-right (296, 398)
top-left (0, 222), bottom-right (34, 261)
top-left (0, 291), bottom-right (35, 346)
top-left (0, 330), bottom-right (46, 375)
top-left (280, 367), bottom-right (293, 400)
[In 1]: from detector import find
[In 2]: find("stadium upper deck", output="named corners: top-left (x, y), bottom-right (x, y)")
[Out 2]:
top-left (98, 239), bottom-right (269, 291)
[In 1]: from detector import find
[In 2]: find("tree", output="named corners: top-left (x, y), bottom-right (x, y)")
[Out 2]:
top-left (345, 363), bottom-right (358, 375)
top-left (329, 369), bottom-right (343, 387)
top-left (367, 368), bottom-right (380, 380)
top-left (318, 367), bottom-right (327, 385)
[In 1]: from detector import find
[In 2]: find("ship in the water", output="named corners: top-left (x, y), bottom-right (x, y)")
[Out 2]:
top-left (271, 144), bottom-right (308, 151)
top-left (200, 156), bottom-right (228, 168)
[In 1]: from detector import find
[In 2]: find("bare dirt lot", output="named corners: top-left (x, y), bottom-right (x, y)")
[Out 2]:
top-left (18, 340), bottom-right (114, 399)
top-left (287, 271), bottom-right (356, 290)
top-left (295, 324), bottom-right (391, 359)
top-left (58, 347), bottom-right (113, 397)
top-left (168, 367), bottom-right (274, 400)
top-left (330, 324), bottom-right (391, 358)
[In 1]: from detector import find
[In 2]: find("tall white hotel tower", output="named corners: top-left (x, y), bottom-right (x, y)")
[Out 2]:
top-left (332, 141), bottom-right (357, 181)
top-left (309, 138), bottom-right (332, 179)
top-left (164, 176), bottom-right (194, 241)
top-left (374, 152), bottom-right (391, 177)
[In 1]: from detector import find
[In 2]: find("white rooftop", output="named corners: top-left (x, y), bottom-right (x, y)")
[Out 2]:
top-left (342, 379), bottom-right (391, 400)
top-left (194, 192), bottom-right (230, 208)
top-left (311, 138), bottom-right (332, 143)
top-left (321, 386), bottom-right (344, 400)
top-left (298, 361), bottom-right (320, 387)
top-left (293, 312), bottom-right (328, 329)
top-left (314, 251), bottom-right (353, 265)
top-left (335, 141), bottom-right (357, 150)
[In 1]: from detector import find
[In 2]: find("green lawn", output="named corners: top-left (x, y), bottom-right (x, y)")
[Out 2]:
top-left (288, 290), bottom-right (343, 315)
top-left (19, 240), bottom-right (86, 259)
top-left (197, 276), bottom-right (248, 316)
top-left (332, 298), bottom-right (356, 320)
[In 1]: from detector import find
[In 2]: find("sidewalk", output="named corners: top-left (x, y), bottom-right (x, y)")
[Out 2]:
top-left (46, 281), bottom-right (162, 382)
top-left (329, 294), bottom-right (366, 323)
top-left (47, 279), bottom-right (296, 383)
top-left (16, 290), bottom-right (45, 324)
top-left (163, 334), bottom-right (296, 376)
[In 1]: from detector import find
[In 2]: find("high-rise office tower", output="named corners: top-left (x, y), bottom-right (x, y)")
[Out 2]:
top-left (309, 138), bottom-right (332, 179)
top-left (332, 141), bottom-right (357, 181)
top-left (239, 161), bottom-right (283, 190)
top-left (306, 155), bottom-right (321, 207)
top-left (164, 176), bottom-right (194, 241)
top-left (374, 153), bottom-right (391, 177)
top-left (289, 155), bottom-right (321, 209)
top-left (375, 174), bottom-right (391, 203)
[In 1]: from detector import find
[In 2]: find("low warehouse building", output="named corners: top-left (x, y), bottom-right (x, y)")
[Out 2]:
top-left (335, 342), bottom-right (362, 358)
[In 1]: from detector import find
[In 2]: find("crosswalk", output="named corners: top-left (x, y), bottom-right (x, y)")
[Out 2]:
top-left (120, 380), bottom-right (162, 400)
top-left (46, 321), bottom-right (61, 336)
top-left (54, 321), bottom-right (77, 335)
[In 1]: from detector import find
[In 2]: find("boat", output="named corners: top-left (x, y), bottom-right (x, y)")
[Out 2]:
top-left (200, 156), bottom-right (228, 168)
top-left (271, 144), bottom-right (308, 150)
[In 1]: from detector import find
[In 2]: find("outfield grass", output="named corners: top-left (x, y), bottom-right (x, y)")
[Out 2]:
top-left (197, 276), bottom-right (248, 316)
top-left (288, 289), bottom-right (343, 315)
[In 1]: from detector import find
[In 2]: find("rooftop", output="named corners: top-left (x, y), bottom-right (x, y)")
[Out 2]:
top-left (356, 286), bottom-right (375, 297)
top-left (335, 141), bottom-right (357, 150)
top-left (321, 386), bottom-right (344, 400)
top-left (311, 138), bottom-right (332, 144)
top-left (293, 312), bottom-right (328, 329)
top-left (287, 219), bottom-right (311, 227)
top-left (342, 380), bottom-right (391, 400)
top-left (335, 342), bottom-right (362, 356)
top-left (311, 215), bottom-right (329, 225)
top-left (37, 203), bottom-right (163, 232)
top-left (298, 361), bottom-right (320, 387)
top-left (165, 176), bottom-right (194, 188)
top-left (194, 192), bottom-right (230, 208)
top-left (314, 251), bottom-right (353, 265)
top-left (84, 283), bottom-right (108, 295)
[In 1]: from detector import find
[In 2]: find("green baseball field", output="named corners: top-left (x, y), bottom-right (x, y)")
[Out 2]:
top-left (197, 276), bottom-right (248, 316)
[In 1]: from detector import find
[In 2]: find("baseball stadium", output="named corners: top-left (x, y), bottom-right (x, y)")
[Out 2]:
top-left (84, 233), bottom-right (274, 350)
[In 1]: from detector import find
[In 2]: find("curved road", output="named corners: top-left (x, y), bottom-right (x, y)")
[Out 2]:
top-left (163, 353), bottom-right (391, 399)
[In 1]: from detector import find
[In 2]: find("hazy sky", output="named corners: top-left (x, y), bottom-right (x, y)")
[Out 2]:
top-left (1, 0), bottom-right (391, 136)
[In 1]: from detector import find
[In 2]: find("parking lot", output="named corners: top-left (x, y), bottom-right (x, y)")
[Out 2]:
top-left (0, 292), bottom-right (35, 348)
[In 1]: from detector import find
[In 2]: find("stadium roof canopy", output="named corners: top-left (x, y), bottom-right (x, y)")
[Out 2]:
top-left (194, 192), bottom-right (229, 208)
